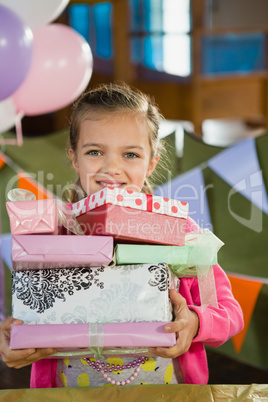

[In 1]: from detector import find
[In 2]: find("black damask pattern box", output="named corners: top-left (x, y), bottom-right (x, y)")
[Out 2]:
top-left (12, 264), bottom-right (178, 325)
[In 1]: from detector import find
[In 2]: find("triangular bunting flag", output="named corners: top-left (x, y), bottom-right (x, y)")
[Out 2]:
top-left (18, 172), bottom-right (53, 200)
top-left (0, 154), bottom-right (6, 170)
top-left (0, 255), bottom-right (5, 320)
top-left (155, 167), bottom-right (212, 229)
top-left (228, 274), bottom-right (262, 353)
top-left (0, 233), bottom-right (12, 271)
top-left (208, 138), bottom-right (268, 215)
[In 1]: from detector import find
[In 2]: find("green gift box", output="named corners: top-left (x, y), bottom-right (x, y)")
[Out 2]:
top-left (115, 243), bottom-right (218, 277)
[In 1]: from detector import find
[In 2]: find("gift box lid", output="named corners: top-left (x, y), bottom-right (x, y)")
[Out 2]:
top-left (71, 187), bottom-right (188, 219)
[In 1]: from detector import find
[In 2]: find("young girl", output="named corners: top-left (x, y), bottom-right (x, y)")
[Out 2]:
top-left (0, 83), bottom-right (244, 387)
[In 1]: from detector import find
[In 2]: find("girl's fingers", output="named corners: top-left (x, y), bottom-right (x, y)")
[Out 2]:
top-left (1, 317), bottom-right (56, 368)
top-left (149, 344), bottom-right (182, 359)
top-left (2, 348), bottom-right (35, 360)
top-left (1, 317), bottom-right (22, 332)
top-left (1, 348), bottom-right (36, 366)
top-left (2, 348), bottom-right (57, 369)
top-left (164, 321), bottom-right (183, 333)
top-left (169, 290), bottom-right (187, 314)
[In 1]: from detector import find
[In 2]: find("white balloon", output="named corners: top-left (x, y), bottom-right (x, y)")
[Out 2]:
top-left (0, 0), bottom-right (70, 30)
top-left (0, 98), bottom-right (23, 133)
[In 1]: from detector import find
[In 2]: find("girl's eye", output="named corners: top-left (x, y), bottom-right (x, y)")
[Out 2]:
top-left (87, 150), bottom-right (101, 156)
top-left (125, 152), bottom-right (138, 159)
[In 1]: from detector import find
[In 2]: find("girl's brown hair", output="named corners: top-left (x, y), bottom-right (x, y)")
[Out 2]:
top-left (68, 82), bottom-right (163, 202)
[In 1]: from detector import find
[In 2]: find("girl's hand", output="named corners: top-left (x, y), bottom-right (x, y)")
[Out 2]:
top-left (149, 289), bottom-right (199, 359)
top-left (0, 317), bottom-right (57, 369)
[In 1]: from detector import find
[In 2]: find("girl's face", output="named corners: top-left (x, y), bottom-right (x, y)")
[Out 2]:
top-left (69, 113), bottom-right (159, 196)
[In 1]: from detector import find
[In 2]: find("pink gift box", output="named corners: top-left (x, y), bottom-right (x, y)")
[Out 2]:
top-left (71, 188), bottom-right (188, 246)
top-left (11, 235), bottom-right (114, 270)
top-left (10, 322), bottom-right (176, 350)
top-left (6, 199), bottom-right (58, 235)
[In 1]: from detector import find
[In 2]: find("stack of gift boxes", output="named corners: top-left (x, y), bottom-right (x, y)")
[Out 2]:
top-left (6, 187), bottom-right (192, 356)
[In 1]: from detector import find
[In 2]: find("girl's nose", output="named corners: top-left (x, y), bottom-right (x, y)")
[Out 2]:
top-left (101, 155), bottom-right (122, 176)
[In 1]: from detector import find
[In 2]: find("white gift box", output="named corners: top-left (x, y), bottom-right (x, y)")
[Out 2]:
top-left (12, 264), bottom-right (178, 325)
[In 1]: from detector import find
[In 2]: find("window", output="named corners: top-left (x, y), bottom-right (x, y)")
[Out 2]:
top-left (202, 32), bottom-right (266, 76)
top-left (69, 3), bottom-right (113, 60)
top-left (130, 0), bottom-right (191, 77)
top-left (69, 1), bottom-right (191, 78)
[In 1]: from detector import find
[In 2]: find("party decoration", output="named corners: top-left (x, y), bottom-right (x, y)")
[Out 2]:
top-left (0, 154), bottom-right (6, 170)
top-left (155, 167), bottom-right (212, 230)
top-left (0, 0), bottom-right (70, 30)
top-left (208, 138), bottom-right (268, 215)
top-left (0, 5), bottom-right (33, 101)
top-left (18, 172), bottom-right (52, 200)
top-left (0, 99), bottom-right (18, 133)
top-left (0, 233), bottom-right (12, 271)
top-left (0, 231), bottom-right (6, 320)
top-left (228, 274), bottom-right (263, 353)
top-left (0, 98), bottom-right (24, 146)
top-left (12, 24), bottom-right (93, 116)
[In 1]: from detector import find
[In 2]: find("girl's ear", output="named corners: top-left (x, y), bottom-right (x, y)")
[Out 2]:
top-left (146, 156), bottom-right (160, 178)
top-left (68, 149), bottom-right (79, 174)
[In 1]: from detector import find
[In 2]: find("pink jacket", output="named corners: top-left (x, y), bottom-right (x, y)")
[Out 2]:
top-left (30, 218), bottom-right (244, 387)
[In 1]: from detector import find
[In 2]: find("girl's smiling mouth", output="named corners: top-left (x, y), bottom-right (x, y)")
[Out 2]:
top-left (97, 180), bottom-right (126, 188)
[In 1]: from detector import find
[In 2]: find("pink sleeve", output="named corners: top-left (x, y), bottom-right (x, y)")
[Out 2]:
top-left (189, 264), bottom-right (244, 346)
top-left (30, 359), bottom-right (57, 388)
top-left (183, 216), bottom-right (244, 346)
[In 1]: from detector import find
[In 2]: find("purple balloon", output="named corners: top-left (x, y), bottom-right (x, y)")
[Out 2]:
top-left (0, 5), bottom-right (33, 101)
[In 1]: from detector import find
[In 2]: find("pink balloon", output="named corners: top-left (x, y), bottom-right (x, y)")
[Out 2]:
top-left (12, 24), bottom-right (93, 115)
